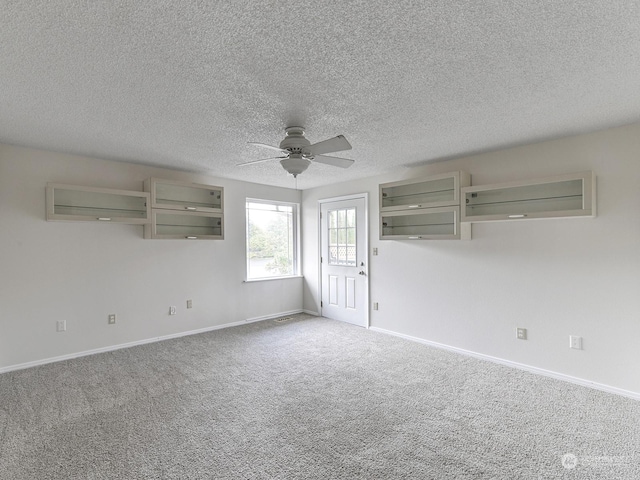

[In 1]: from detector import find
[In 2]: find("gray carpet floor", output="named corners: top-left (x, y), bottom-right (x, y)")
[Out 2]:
top-left (1, 314), bottom-right (638, 479)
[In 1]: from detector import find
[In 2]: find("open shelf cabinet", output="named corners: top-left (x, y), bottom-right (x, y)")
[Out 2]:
top-left (381, 206), bottom-right (469, 240)
top-left (144, 210), bottom-right (224, 239)
top-left (144, 178), bottom-right (225, 239)
top-left (461, 171), bottom-right (595, 222)
top-left (46, 183), bottom-right (150, 223)
top-left (379, 171), bottom-right (470, 240)
top-left (380, 171), bottom-right (469, 212)
top-left (145, 178), bottom-right (223, 213)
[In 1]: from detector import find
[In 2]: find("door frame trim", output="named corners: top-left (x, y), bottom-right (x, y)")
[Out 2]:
top-left (318, 193), bottom-right (370, 328)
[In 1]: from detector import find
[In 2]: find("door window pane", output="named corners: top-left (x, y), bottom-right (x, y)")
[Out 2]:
top-left (328, 207), bottom-right (356, 266)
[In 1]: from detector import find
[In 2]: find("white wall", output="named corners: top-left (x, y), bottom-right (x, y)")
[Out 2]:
top-left (0, 144), bottom-right (302, 370)
top-left (302, 123), bottom-right (640, 396)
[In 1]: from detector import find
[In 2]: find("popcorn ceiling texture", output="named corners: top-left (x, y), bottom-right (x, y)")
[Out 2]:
top-left (1, 1), bottom-right (640, 189)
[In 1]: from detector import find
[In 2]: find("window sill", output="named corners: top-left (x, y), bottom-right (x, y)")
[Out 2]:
top-left (244, 275), bottom-right (303, 283)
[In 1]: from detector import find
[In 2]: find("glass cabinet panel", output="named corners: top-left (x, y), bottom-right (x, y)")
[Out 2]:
top-left (462, 172), bottom-right (595, 222)
top-left (381, 177), bottom-right (455, 210)
top-left (148, 178), bottom-right (223, 212)
top-left (47, 184), bottom-right (150, 223)
top-left (148, 211), bottom-right (223, 239)
top-left (380, 207), bottom-right (467, 240)
top-left (380, 172), bottom-right (469, 212)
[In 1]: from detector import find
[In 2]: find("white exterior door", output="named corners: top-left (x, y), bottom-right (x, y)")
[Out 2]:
top-left (320, 196), bottom-right (368, 327)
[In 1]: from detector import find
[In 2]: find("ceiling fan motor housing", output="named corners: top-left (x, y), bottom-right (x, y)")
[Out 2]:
top-left (279, 126), bottom-right (311, 155)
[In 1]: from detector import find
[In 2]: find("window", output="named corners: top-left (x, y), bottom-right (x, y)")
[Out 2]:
top-left (246, 199), bottom-right (299, 280)
top-left (328, 207), bottom-right (357, 266)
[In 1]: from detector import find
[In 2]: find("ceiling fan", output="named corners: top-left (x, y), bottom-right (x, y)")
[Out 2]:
top-left (239, 126), bottom-right (354, 177)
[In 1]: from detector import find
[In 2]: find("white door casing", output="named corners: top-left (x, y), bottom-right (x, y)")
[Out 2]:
top-left (320, 195), bottom-right (368, 327)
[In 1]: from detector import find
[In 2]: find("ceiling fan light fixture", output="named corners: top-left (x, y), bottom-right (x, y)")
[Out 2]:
top-left (280, 155), bottom-right (311, 177)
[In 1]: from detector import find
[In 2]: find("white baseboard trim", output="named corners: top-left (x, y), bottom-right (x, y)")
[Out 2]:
top-left (302, 309), bottom-right (320, 316)
top-left (369, 326), bottom-right (640, 401)
top-left (0, 310), bottom-right (305, 375)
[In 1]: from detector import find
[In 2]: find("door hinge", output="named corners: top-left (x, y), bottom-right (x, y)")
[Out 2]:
top-left (321, 301), bottom-right (323, 307)
top-left (320, 257), bottom-right (323, 263)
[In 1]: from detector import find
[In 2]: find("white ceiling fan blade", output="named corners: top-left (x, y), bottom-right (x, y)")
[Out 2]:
top-left (306, 135), bottom-right (352, 155)
top-left (237, 156), bottom-right (288, 167)
top-left (311, 154), bottom-right (355, 169)
top-left (248, 142), bottom-right (289, 154)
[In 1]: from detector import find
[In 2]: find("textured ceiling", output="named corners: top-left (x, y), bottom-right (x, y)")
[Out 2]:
top-left (2, 1), bottom-right (640, 189)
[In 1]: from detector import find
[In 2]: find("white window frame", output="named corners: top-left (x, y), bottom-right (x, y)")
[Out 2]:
top-left (245, 198), bottom-right (301, 281)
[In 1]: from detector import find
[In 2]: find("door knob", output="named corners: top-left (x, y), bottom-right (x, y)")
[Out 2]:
top-left (359, 271), bottom-right (366, 275)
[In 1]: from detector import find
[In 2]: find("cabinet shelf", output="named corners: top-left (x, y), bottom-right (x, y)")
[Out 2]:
top-left (381, 188), bottom-right (455, 208)
top-left (154, 198), bottom-right (216, 208)
top-left (462, 172), bottom-right (595, 222)
top-left (46, 183), bottom-right (150, 223)
top-left (54, 204), bottom-right (146, 215)
top-left (467, 194), bottom-right (581, 208)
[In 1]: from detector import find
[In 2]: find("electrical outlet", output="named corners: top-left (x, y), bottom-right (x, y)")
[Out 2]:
top-left (56, 320), bottom-right (66, 332)
top-left (373, 247), bottom-right (378, 256)
top-left (517, 328), bottom-right (527, 340)
top-left (570, 335), bottom-right (582, 350)
top-left (108, 314), bottom-right (116, 325)
top-left (186, 300), bottom-right (193, 309)
top-left (169, 306), bottom-right (177, 315)
top-left (373, 302), bottom-right (379, 310)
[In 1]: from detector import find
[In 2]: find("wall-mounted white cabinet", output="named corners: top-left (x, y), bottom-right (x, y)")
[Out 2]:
top-left (46, 183), bottom-right (150, 223)
top-left (380, 171), bottom-right (469, 211)
top-left (381, 206), bottom-right (469, 240)
top-left (379, 172), bottom-right (470, 240)
top-left (144, 210), bottom-right (223, 239)
top-left (145, 178), bottom-right (223, 213)
top-left (144, 178), bottom-right (224, 239)
top-left (461, 171), bottom-right (595, 222)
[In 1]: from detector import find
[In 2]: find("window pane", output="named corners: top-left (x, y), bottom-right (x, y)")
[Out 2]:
top-left (338, 209), bottom-right (346, 228)
top-left (347, 226), bottom-right (355, 244)
top-left (329, 210), bottom-right (337, 229)
top-left (347, 208), bottom-right (355, 227)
